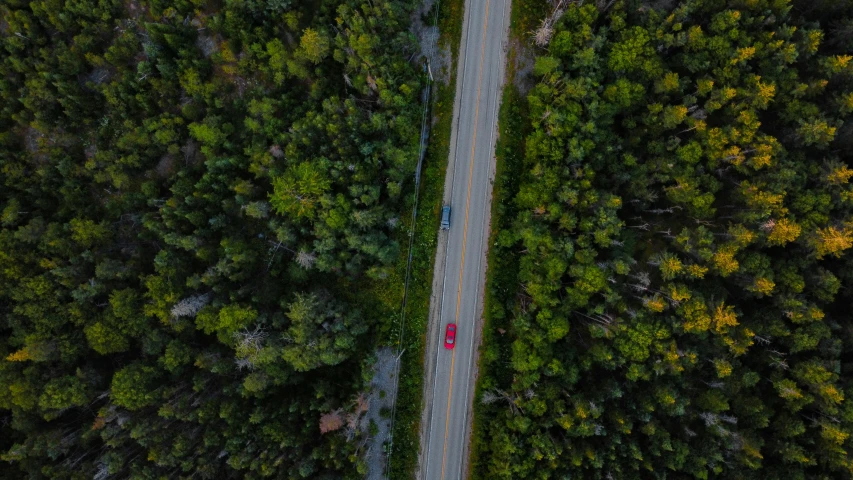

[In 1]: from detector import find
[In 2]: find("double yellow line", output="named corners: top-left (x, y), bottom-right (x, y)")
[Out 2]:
top-left (439, 0), bottom-right (492, 476)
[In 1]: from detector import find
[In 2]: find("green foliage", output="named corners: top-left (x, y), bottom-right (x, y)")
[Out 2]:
top-left (111, 364), bottom-right (160, 411)
top-left (0, 0), bottom-right (423, 476)
top-left (281, 292), bottom-right (367, 371)
top-left (38, 376), bottom-right (88, 414)
top-left (474, 0), bottom-right (853, 478)
top-left (270, 161), bottom-right (332, 219)
top-left (299, 28), bottom-right (331, 64)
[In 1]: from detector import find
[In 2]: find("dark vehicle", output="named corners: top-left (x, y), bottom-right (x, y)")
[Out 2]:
top-left (441, 205), bottom-right (451, 230)
top-left (444, 323), bottom-right (457, 349)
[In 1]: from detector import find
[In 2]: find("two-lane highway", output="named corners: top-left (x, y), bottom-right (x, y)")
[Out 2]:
top-left (422, 0), bottom-right (509, 476)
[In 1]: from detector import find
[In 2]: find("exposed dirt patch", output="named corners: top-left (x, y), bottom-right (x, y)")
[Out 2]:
top-left (154, 154), bottom-right (176, 178)
top-left (411, 0), bottom-right (452, 85)
top-left (22, 126), bottom-right (75, 166)
top-left (80, 66), bottom-right (111, 90)
top-left (123, 0), bottom-right (148, 21)
top-left (196, 33), bottom-right (218, 58)
top-left (511, 37), bottom-right (536, 95)
top-left (364, 347), bottom-right (399, 480)
top-left (181, 139), bottom-right (202, 166)
top-left (23, 127), bottom-right (43, 156)
top-left (435, 44), bottom-right (453, 86)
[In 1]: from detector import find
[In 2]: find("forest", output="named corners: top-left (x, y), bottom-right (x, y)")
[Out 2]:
top-left (0, 0), bottom-right (424, 477)
top-left (474, 0), bottom-right (853, 478)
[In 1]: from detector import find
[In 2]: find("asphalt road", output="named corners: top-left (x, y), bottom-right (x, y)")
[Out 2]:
top-left (422, 0), bottom-right (509, 476)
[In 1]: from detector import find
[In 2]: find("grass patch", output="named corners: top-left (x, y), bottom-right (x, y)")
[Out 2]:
top-left (440, 0), bottom-right (465, 61)
top-left (384, 0), bottom-right (466, 477)
top-left (509, 0), bottom-right (551, 39)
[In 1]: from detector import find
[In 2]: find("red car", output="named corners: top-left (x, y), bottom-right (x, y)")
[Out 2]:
top-left (444, 323), bottom-right (457, 349)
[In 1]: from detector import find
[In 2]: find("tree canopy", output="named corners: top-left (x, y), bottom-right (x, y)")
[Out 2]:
top-left (475, 0), bottom-right (853, 478)
top-left (0, 0), bottom-right (421, 477)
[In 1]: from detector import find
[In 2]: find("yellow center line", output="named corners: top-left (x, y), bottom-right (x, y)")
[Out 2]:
top-left (440, 0), bottom-right (492, 477)
top-left (440, 348), bottom-right (456, 477)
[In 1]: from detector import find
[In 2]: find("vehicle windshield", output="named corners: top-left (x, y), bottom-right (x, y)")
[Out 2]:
top-left (447, 337), bottom-right (454, 343)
